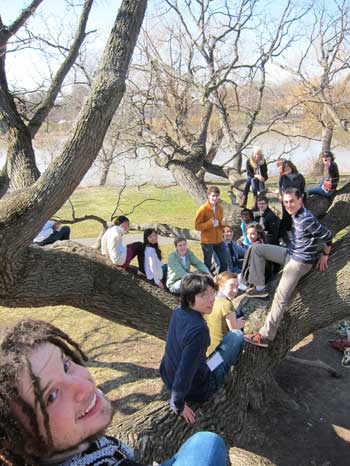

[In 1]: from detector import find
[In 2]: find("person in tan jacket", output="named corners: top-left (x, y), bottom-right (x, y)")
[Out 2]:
top-left (195, 185), bottom-right (228, 273)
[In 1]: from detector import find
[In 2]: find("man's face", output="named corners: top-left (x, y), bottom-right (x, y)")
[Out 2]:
top-left (283, 192), bottom-right (303, 216)
top-left (223, 227), bottom-right (233, 243)
top-left (176, 240), bottom-right (187, 256)
top-left (120, 221), bottom-right (130, 233)
top-left (18, 343), bottom-right (112, 455)
top-left (192, 286), bottom-right (216, 315)
top-left (257, 200), bottom-right (268, 213)
top-left (208, 192), bottom-right (219, 206)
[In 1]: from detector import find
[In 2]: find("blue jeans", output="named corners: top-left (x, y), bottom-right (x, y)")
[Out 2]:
top-left (160, 432), bottom-right (227, 466)
top-left (307, 182), bottom-right (333, 198)
top-left (201, 242), bottom-right (228, 273)
top-left (243, 176), bottom-right (265, 196)
top-left (211, 330), bottom-right (244, 386)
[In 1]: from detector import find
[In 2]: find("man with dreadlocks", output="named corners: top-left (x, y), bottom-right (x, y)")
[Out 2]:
top-left (0, 319), bottom-right (228, 466)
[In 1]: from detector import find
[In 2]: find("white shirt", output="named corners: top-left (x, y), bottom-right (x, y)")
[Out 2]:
top-left (101, 225), bottom-right (127, 265)
top-left (33, 221), bottom-right (55, 243)
top-left (144, 246), bottom-right (164, 284)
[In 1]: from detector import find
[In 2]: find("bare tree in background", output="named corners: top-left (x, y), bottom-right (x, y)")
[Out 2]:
top-left (277, 0), bottom-right (350, 174)
top-left (0, 0), bottom-right (95, 195)
top-left (127, 0), bottom-right (311, 204)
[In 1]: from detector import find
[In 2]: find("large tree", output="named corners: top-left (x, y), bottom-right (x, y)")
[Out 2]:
top-left (0, 1), bottom-right (349, 465)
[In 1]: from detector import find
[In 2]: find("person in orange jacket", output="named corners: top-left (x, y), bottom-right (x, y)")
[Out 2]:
top-left (195, 185), bottom-right (228, 273)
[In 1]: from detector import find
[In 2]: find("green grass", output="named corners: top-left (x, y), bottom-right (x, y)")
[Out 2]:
top-left (56, 185), bottom-right (201, 238)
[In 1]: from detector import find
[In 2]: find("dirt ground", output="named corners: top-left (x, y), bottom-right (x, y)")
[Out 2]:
top-left (239, 323), bottom-right (350, 466)
top-left (100, 321), bottom-right (349, 466)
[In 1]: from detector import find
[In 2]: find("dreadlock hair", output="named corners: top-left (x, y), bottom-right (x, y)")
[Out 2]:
top-left (0, 319), bottom-right (88, 466)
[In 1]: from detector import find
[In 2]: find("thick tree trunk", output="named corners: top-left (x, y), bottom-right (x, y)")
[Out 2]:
top-left (0, 242), bottom-right (176, 340)
top-left (168, 162), bottom-right (208, 205)
top-left (109, 232), bottom-right (350, 463)
top-left (99, 159), bottom-right (113, 186)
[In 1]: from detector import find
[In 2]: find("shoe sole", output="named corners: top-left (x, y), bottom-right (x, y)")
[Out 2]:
top-left (245, 292), bottom-right (269, 298)
top-left (244, 336), bottom-right (269, 348)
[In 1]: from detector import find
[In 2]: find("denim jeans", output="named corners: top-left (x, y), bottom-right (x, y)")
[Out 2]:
top-left (201, 242), bottom-right (228, 273)
top-left (211, 330), bottom-right (244, 386)
top-left (160, 432), bottom-right (227, 466)
top-left (243, 176), bottom-right (265, 196)
top-left (307, 183), bottom-right (333, 198)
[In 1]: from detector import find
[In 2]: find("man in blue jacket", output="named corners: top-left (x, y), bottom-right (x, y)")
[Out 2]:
top-left (160, 273), bottom-right (244, 424)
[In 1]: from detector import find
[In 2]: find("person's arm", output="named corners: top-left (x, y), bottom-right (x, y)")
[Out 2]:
top-left (225, 311), bottom-right (245, 330)
top-left (218, 299), bottom-right (245, 331)
top-left (304, 216), bottom-right (332, 271)
top-left (188, 250), bottom-right (210, 274)
top-left (195, 205), bottom-right (213, 232)
top-left (246, 159), bottom-right (254, 177)
top-left (170, 328), bottom-right (208, 419)
top-left (260, 161), bottom-right (268, 181)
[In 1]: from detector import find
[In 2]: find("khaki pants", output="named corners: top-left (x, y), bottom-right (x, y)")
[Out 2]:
top-left (247, 244), bottom-right (313, 341)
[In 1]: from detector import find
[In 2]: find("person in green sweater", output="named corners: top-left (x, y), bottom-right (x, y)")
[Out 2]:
top-left (167, 236), bottom-right (210, 294)
top-left (205, 271), bottom-right (245, 355)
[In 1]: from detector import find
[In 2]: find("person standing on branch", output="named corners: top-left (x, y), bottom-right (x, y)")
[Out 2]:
top-left (195, 185), bottom-right (228, 273)
top-left (244, 187), bottom-right (333, 348)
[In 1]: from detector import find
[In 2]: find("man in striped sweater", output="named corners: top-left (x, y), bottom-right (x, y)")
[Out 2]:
top-left (243, 187), bottom-right (332, 348)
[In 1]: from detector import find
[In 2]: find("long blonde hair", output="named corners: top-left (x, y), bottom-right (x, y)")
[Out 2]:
top-left (249, 146), bottom-right (265, 168)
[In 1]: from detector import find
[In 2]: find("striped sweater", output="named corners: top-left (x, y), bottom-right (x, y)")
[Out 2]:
top-left (289, 206), bottom-right (332, 264)
top-left (54, 436), bottom-right (145, 466)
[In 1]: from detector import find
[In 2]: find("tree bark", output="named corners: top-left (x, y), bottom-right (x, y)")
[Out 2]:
top-left (109, 231), bottom-right (350, 463)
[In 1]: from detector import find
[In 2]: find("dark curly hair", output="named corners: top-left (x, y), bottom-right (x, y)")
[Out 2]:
top-left (0, 319), bottom-right (87, 466)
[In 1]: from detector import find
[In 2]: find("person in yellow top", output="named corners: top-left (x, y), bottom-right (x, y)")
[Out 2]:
top-left (195, 185), bottom-right (228, 273)
top-left (205, 271), bottom-right (245, 355)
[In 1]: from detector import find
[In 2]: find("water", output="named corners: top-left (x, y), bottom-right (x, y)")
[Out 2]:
top-left (1, 135), bottom-right (349, 186)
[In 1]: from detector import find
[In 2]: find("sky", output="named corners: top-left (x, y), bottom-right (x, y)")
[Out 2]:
top-left (2, 0), bottom-right (124, 88)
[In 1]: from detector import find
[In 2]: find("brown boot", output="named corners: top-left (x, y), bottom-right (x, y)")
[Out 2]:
top-left (239, 194), bottom-right (247, 208)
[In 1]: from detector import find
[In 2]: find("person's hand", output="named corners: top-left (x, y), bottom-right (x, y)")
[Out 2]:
top-left (180, 403), bottom-right (196, 424)
top-left (316, 253), bottom-right (329, 272)
top-left (255, 175), bottom-right (264, 182)
top-left (237, 317), bottom-right (245, 329)
top-left (222, 217), bottom-right (227, 225)
top-left (157, 281), bottom-right (165, 289)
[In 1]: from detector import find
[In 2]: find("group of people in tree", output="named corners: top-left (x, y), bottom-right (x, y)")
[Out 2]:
top-left (9, 149), bottom-right (338, 465)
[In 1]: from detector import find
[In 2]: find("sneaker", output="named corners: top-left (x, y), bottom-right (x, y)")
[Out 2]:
top-left (244, 332), bottom-right (269, 348)
top-left (245, 287), bottom-right (269, 298)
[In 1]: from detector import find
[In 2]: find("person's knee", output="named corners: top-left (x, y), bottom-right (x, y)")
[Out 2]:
top-left (228, 329), bottom-right (244, 345)
top-left (188, 431), bottom-right (226, 450)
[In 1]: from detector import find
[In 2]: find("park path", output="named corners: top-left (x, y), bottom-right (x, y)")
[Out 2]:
top-left (75, 233), bottom-right (174, 248)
